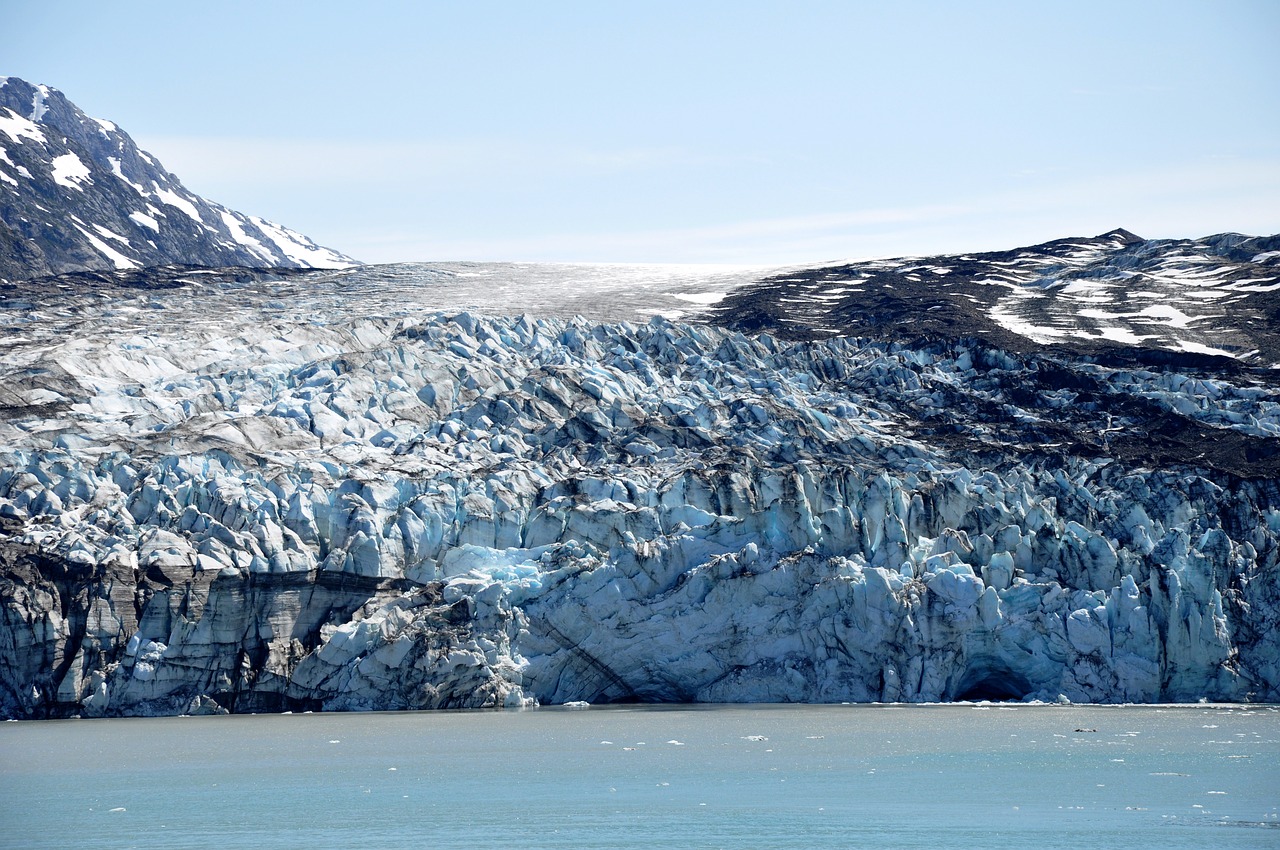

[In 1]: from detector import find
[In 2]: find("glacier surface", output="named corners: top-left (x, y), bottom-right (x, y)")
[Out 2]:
top-left (0, 258), bottom-right (1278, 718)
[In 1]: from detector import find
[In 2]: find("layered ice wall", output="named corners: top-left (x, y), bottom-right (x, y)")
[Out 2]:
top-left (1, 267), bottom-right (1277, 717)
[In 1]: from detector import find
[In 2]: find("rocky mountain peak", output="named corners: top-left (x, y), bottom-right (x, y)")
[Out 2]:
top-left (1097, 227), bottom-right (1145, 245)
top-left (0, 77), bottom-right (356, 282)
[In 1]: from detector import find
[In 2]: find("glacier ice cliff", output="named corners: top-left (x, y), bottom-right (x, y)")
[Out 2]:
top-left (1, 259), bottom-right (1278, 718)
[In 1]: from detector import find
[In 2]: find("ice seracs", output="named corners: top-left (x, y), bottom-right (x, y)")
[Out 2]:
top-left (0, 256), bottom-right (1276, 718)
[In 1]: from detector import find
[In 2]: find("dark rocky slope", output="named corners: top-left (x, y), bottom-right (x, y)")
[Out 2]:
top-left (0, 77), bottom-right (354, 282)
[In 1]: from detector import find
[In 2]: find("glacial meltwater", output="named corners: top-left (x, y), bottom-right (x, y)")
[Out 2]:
top-left (2, 704), bottom-right (1277, 849)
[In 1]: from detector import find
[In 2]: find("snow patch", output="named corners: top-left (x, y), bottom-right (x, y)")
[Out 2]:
top-left (669, 291), bottom-right (728, 306)
top-left (1176, 341), bottom-right (1237, 358)
top-left (128, 211), bottom-right (160, 232)
top-left (0, 109), bottom-right (46, 144)
top-left (70, 222), bottom-right (139, 270)
top-left (50, 152), bottom-right (92, 190)
top-left (0, 147), bottom-right (15, 186)
top-left (29, 85), bottom-right (49, 122)
top-left (1135, 305), bottom-right (1198, 328)
top-left (1231, 280), bottom-right (1280, 293)
top-left (107, 157), bottom-right (148, 194)
top-left (1094, 327), bottom-right (1153, 345)
top-left (248, 215), bottom-right (356, 268)
top-left (989, 305), bottom-right (1068, 342)
top-left (92, 224), bottom-right (131, 246)
top-left (152, 187), bottom-right (204, 224)
top-left (218, 211), bottom-right (276, 263)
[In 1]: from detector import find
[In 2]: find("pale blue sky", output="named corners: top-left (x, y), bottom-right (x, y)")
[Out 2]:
top-left (8, 0), bottom-right (1279, 263)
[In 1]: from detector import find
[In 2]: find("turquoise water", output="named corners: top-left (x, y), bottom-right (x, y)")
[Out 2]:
top-left (1, 704), bottom-right (1277, 849)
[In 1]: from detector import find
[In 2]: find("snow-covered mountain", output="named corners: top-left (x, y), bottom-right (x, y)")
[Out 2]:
top-left (0, 78), bottom-right (355, 281)
top-left (713, 229), bottom-right (1280, 367)
top-left (1, 240), bottom-right (1278, 717)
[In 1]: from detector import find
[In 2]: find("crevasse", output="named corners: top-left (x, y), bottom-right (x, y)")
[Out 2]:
top-left (0, 307), bottom-right (1276, 718)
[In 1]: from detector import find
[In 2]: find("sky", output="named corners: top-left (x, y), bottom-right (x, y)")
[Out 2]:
top-left (6, 0), bottom-right (1280, 265)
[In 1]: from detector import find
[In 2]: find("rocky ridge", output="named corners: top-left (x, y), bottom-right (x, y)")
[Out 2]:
top-left (0, 77), bottom-right (355, 282)
top-left (712, 229), bottom-right (1280, 367)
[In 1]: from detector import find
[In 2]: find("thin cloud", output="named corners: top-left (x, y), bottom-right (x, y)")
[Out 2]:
top-left (132, 135), bottom-right (757, 190)
top-left (135, 135), bottom-right (1280, 265)
top-left (342, 160), bottom-right (1280, 264)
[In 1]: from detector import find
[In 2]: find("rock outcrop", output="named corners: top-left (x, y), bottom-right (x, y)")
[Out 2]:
top-left (711, 229), bottom-right (1280, 367)
top-left (0, 77), bottom-right (355, 282)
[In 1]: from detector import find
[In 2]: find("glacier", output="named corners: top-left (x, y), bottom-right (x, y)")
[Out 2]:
top-left (1, 257), bottom-right (1277, 718)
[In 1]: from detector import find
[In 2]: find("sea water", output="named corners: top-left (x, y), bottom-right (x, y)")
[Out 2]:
top-left (1, 704), bottom-right (1276, 849)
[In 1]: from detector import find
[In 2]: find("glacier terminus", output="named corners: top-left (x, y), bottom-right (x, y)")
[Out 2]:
top-left (1, 244), bottom-right (1278, 718)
